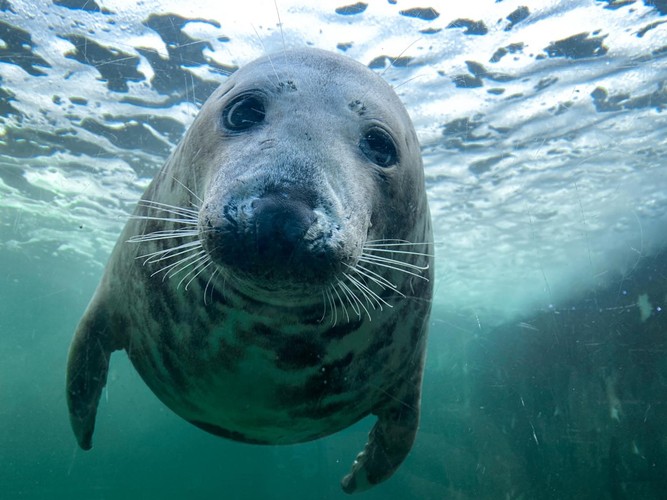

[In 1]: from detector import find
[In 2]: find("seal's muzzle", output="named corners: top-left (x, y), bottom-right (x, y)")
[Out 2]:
top-left (202, 186), bottom-right (343, 284)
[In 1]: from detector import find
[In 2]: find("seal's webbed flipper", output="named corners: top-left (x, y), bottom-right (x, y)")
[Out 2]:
top-left (66, 292), bottom-right (123, 450)
top-left (340, 382), bottom-right (422, 494)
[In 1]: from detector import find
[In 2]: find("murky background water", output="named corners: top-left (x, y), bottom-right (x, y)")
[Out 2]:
top-left (1, 0), bottom-right (667, 498)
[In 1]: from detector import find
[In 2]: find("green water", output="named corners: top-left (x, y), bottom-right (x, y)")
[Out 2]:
top-left (2, 243), bottom-right (667, 499)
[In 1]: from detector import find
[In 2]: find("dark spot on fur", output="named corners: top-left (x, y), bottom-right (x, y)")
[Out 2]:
top-left (277, 80), bottom-right (297, 92)
top-left (159, 336), bottom-right (189, 391)
top-left (276, 337), bottom-right (324, 370)
top-left (215, 338), bottom-right (245, 371)
top-left (236, 323), bottom-right (272, 347)
top-left (323, 318), bottom-right (363, 340)
top-left (303, 353), bottom-right (354, 399)
top-left (207, 285), bottom-right (229, 307)
top-left (188, 323), bottom-right (209, 351)
top-left (289, 399), bottom-right (358, 419)
top-left (189, 420), bottom-right (267, 444)
top-left (277, 352), bottom-right (356, 406)
top-left (302, 305), bottom-right (331, 325)
top-left (369, 323), bottom-right (396, 352)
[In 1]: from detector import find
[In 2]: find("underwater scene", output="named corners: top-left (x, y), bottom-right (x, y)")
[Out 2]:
top-left (1, 0), bottom-right (667, 498)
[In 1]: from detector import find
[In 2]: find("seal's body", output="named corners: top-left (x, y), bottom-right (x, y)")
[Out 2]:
top-left (66, 48), bottom-right (433, 493)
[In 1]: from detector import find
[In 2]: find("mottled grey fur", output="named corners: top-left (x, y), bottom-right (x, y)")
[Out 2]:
top-left (66, 48), bottom-right (433, 493)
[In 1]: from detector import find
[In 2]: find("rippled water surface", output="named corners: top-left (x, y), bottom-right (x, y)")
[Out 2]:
top-left (1, 1), bottom-right (667, 498)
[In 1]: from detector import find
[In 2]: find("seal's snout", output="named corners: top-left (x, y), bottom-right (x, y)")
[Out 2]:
top-left (252, 192), bottom-right (316, 262)
top-left (202, 186), bottom-right (344, 285)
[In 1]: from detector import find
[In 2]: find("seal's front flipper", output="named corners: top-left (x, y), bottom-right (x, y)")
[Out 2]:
top-left (340, 384), bottom-right (421, 493)
top-left (66, 292), bottom-right (123, 450)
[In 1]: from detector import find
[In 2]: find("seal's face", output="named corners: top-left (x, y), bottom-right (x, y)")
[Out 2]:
top-left (187, 51), bottom-right (424, 298)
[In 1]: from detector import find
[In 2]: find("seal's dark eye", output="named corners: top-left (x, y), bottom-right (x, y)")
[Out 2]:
top-left (222, 93), bottom-right (266, 131)
top-left (360, 127), bottom-right (398, 168)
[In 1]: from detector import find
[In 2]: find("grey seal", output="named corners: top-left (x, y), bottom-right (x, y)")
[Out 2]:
top-left (66, 48), bottom-right (433, 493)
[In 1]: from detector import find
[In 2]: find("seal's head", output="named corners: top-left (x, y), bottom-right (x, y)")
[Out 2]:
top-left (173, 48), bottom-right (425, 299)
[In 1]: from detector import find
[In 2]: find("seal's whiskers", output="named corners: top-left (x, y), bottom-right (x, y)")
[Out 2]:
top-left (136, 199), bottom-right (199, 217)
top-left (358, 254), bottom-right (429, 280)
top-left (319, 290), bottom-right (328, 324)
top-left (322, 240), bottom-right (431, 324)
top-left (203, 268), bottom-right (219, 306)
top-left (180, 258), bottom-right (214, 290)
top-left (337, 278), bottom-right (371, 321)
top-left (349, 263), bottom-right (403, 295)
top-left (127, 197), bottom-right (219, 300)
top-left (137, 240), bottom-right (202, 264)
top-left (170, 177), bottom-right (204, 206)
top-left (128, 228), bottom-right (200, 243)
top-left (323, 287), bottom-right (338, 327)
top-left (151, 249), bottom-right (207, 280)
top-left (344, 270), bottom-right (391, 311)
top-left (331, 283), bottom-right (349, 324)
top-left (361, 247), bottom-right (433, 257)
top-left (364, 238), bottom-right (430, 246)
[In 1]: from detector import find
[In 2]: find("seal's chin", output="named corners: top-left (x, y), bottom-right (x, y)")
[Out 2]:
top-left (216, 262), bottom-right (341, 307)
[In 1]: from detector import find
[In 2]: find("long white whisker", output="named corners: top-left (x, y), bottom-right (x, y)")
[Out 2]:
top-left (173, 253), bottom-right (209, 286)
top-left (358, 274), bottom-right (394, 307)
top-left (138, 239), bottom-right (201, 255)
top-left (131, 215), bottom-right (199, 226)
top-left (358, 256), bottom-right (429, 280)
top-left (204, 268), bottom-right (219, 306)
top-left (337, 279), bottom-right (363, 319)
top-left (344, 272), bottom-right (377, 309)
top-left (344, 272), bottom-right (392, 310)
top-left (138, 240), bottom-right (202, 264)
top-left (128, 229), bottom-right (199, 243)
top-left (348, 263), bottom-right (404, 296)
top-left (347, 275), bottom-right (381, 314)
top-left (151, 250), bottom-right (206, 279)
top-left (172, 176), bottom-right (204, 205)
top-left (137, 200), bottom-right (199, 217)
top-left (360, 253), bottom-right (430, 271)
top-left (319, 289), bottom-right (328, 324)
top-left (127, 188), bottom-right (215, 297)
top-left (364, 240), bottom-right (433, 247)
top-left (327, 287), bottom-right (338, 327)
top-left (363, 247), bottom-right (434, 258)
top-left (183, 259), bottom-right (213, 290)
top-left (335, 279), bottom-right (354, 316)
top-left (344, 273), bottom-right (377, 309)
top-left (144, 248), bottom-right (199, 266)
top-left (341, 277), bottom-right (372, 321)
top-left (332, 282), bottom-right (349, 323)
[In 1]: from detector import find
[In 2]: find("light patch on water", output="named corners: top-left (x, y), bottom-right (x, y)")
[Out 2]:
top-left (1, 0), bottom-right (667, 322)
top-left (637, 293), bottom-right (652, 322)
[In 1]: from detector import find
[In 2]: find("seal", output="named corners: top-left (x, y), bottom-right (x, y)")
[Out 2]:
top-left (66, 48), bottom-right (433, 493)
